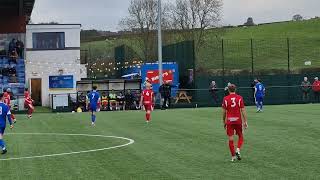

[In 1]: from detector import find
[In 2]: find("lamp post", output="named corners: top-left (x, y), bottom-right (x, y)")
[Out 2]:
top-left (158, 0), bottom-right (163, 85)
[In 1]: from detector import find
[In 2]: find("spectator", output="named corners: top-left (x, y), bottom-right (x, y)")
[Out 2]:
top-left (16, 40), bottom-right (24, 58)
top-left (9, 74), bottom-right (17, 83)
top-left (224, 82), bottom-right (231, 96)
top-left (125, 90), bottom-right (135, 110)
top-left (78, 92), bottom-right (87, 111)
top-left (134, 90), bottom-right (141, 109)
top-left (8, 39), bottom-right (16, 52)
top-left (109, 90), bottom-right (117, 110)
top-left (312, 77), bottom-right (320, 102)
top-left (159, 83), bottom-right (165, 109)
top-left (101, 92), bottom-right (109, 110)
top-left (209, 81), bottom-right (219, 103)
top-left (161, 81), bottom-right (177, 110)
top-left (301, 77), bottom-right (311, 102)
top-left (117, 92), bottom-right (125, 110)
top-left (9, 50), bottom-right (18, 64)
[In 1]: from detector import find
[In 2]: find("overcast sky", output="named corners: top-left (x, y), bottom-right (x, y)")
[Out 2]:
top-left (31, 0), bottom-right (319, 31)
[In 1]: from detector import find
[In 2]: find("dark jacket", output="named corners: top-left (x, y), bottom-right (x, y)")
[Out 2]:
top-left (301, 81), bottom-right (311, 93)
top-left (159, 84), bottom-right (176, 97)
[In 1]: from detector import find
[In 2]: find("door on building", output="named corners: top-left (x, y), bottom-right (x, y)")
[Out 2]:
top-left (31, 78), bottom-right (42, 106)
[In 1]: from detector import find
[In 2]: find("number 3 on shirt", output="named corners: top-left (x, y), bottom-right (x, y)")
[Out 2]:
top-left (0, 106), bottom-right (2, 115)
top-left (231, 98), bottom-right (236, 108)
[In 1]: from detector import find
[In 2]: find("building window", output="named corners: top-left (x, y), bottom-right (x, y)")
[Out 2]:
top-left (32, 32), bottom-right (65, 50)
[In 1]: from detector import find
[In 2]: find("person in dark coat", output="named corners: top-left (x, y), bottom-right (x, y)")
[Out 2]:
top-left (159, 81), bottom-right (177, 109)
top-left (209, 81), bottom-right (219, 103)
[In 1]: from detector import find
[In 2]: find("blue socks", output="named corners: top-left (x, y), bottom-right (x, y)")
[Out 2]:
top-left (260, 101), bottom-right (263, 110)
top-left (0, 139), bottom-right (6, 150)
top-left (256, 101), bottom-right (263, 110)
top-left (91, 114), bottom-right (96, 123)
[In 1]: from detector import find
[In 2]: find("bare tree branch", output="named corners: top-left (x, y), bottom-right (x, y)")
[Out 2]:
top-left (120, 0), bottom-right (171, 61)
top-left (169, 0), bottom-right (223, 52)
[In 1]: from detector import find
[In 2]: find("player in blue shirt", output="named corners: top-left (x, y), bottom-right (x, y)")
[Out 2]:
top-left (87, 86), bottom-right (101, 126)
top-left (0, 93), bottom-right (14, 154)
top-left (254, 79), bottom-right (266, 112)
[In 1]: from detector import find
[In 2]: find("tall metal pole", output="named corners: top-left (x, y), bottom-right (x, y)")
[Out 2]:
top-left (251, 38), bottom-right (254, 76)
top-left (158, 0), bottom-right (163, 85)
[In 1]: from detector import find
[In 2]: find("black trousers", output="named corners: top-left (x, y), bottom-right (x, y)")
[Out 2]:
top-left (163, 96), bottom-right (171, 109)
top-left (314, 92), bottom-right (320, 102)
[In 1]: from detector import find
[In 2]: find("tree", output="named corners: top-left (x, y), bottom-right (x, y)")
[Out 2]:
top-left (119, 0), bottom-right (170, 61)
top-left (169, 0), bottom-right (223, 52)
top-left (244, 17), bottom-right (255, 26)
top-left (292, 14), bottom-right (303, 21)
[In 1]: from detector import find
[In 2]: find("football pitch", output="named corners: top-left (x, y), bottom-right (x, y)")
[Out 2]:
top-left (0, 104), bottom-right (319, 180)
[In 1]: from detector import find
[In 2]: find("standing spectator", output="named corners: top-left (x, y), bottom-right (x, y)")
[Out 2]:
top-left (159, 83), bottom-right (165, 109)
top-left (8, 39), bottom-right (16, 52)
top-left (301, 77), bottom-right (311, 102)
top-left (312, 77), bottom-right (320, 102)
top-left (15, 40), bottom-right (24, 58)
top-left (224, 82), bottom-right (231, 96)
top-left (209, 81), bottom-right (219, 103)
top-left (162, 81), bottom-right (177, 110)
top-left (134, 90), bottom-right (141, 109)
top-left (125, 90), bottom-right (135, 110)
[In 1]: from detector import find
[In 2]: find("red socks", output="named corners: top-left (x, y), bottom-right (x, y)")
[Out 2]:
top-left (11, 114), bottom-right (16, 120)
top-left (229, 140), bottom-right (235, 156)
top-left (145, 113), bottom-right (151, 121)
top-left (28, 108), bottom-right (33, 116)
top-left (238, 134), bottom-right (244, 149)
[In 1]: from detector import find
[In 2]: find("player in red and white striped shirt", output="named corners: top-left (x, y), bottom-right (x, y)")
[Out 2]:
top-left (222, 84), bottom-right (248, 162)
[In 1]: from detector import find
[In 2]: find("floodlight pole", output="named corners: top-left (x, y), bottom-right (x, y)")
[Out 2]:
top-left (158, 0), bottom-right (163, 85)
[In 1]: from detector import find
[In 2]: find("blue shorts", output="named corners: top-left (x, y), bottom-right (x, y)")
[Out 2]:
top-left (90, 105), bottom-right (97, 112)
top-left (0, 127), bottom-right (5, 135)
top-left (256, 96), bottom-right (264, 102)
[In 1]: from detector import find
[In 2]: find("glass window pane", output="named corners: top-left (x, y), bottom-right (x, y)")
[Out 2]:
top-left (32, 32), bottom-right (65, 50)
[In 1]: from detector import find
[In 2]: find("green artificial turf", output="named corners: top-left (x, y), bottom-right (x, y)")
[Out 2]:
top-left (0, 104), bottom-right (320, 179)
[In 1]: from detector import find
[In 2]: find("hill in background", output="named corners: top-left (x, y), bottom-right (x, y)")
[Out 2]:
top-left (81, 18), bottom-right (320, 76)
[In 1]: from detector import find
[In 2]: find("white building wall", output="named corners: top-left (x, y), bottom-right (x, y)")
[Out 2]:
top-left (25, 24), bottom-right (87, 106)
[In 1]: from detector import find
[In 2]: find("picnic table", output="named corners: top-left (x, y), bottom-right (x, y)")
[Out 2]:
top-left (174, 90), bottom-right (192, 104)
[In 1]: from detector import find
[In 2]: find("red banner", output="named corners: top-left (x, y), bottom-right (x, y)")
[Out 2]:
top-left (146, 70), bottom-right (174, 84)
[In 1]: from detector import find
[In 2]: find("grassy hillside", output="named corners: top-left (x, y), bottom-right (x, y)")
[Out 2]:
top-left (81, 19), bottom-right (320, 75)
top-left (200, 19), bottom-right (320, 73)
top-left (221, 19), bottom-right (320, 39)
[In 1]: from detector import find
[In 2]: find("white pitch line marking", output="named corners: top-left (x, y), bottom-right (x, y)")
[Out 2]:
top-left (0, 133), bottom-right (135, 161)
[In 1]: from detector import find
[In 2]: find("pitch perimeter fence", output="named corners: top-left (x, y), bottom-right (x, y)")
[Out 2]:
top-left (198, 38), bottom-right (320, 75)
